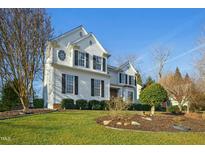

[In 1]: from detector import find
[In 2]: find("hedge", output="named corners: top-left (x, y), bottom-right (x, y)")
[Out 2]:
top-left (87, 100), bottom-right (107, 110)
top-left (61, 99), bottom-right (75, 109)
top-left (76, 99), bottom-right (88, 110)
top-left (128, 103), bottom-right (151, 111)
top-left (33, 99), bottom-right (44, 108)
top-left (168, 105), bottom-right (181, 114)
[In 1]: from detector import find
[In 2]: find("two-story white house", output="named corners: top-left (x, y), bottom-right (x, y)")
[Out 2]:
top-left (44, 25), bottom-right (141, 109)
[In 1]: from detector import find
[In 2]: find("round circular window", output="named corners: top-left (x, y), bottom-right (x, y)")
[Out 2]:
top-left (58, 50), bottom-right (66, 61)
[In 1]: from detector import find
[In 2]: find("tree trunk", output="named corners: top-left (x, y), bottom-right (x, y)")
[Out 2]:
top-left (178, 104), bottom-right (182, 112)
top-left (186, 102), bottom-right (190, 114)
top-left (20, 95), bottom-right (29, 113)
top-left (151, 106), bottom-right (155, 115)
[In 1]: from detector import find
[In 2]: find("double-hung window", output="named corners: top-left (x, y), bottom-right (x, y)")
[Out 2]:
top-left (67, 75), bottom-right (74, 93)
top-left (78, 52), bottom-right (85, 67)
top-left (93, 55), bottom-right (102, 71)
top-left (62, 74), bottom-right (78, 95)
top-left (74, 50), bottom-right (89, 68)
top-left (94, 79), bottom-right (101, 96)
top-left (119, 73), bottom-right (127, 84)
top-left (91, 79), bottom-right (104, 97)
top-left (129, 76), bottom-right (135, 85)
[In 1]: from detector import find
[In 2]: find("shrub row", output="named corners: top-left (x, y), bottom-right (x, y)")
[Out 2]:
top-left (33, 99), bottom-right (44, 108)
top-left (128, 103), bottom-right (151, 111)
top-left (60, 99), bottom-right (107, 110)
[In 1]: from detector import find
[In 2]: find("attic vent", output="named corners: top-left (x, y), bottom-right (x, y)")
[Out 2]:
top-left (79, 32), bottom-right (83, 37)
top-left (89, 40), bottom-right (92, 45)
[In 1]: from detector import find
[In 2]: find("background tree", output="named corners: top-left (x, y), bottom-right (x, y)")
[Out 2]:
top-left (152, 45), bottom-right (171, 80)
top-left (142, 76), bottom-right (155, 90)
top-left (139, 83), bottom-right (168, 115)
top-left (0, 9), bottom-right (52, 112)
top-left (136, 70), bottom-right (142, 86)
top-left (0, 81), bottom-right (21, 111)
top-left (189, 79), bottom-right (205, 111)
top-left (159, 68), bottom-right (192, 113)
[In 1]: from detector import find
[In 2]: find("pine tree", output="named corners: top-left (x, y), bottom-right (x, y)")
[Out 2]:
top-left (174, 67), bottom-right (182, 81)
top-left (143, 76), bottom-right (155, 89)
top-left (184, 73), bottom-right (191, 82)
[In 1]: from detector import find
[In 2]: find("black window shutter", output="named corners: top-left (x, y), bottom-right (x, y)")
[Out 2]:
top-left (62, 74), bottom-right (66, 94)
top-left (86, 53), bottom-right (89, 68)
top-left (129, 76), bottom-right (131, 85)
top-left (125, 74), bottom-right (128, 84)
top-left (119, 73), bottom-right (122, 83)
top-left (103, 58), bottom-right (106, 72)
top-left (93, 56), bottom-right (96, 69)
top-left (101, 80), bottom-right (104, 97)
top-left (74, 50), bottom-right (78, 66)
top-left (74, 76), bottom-right (78, 95)
top-left (135, 77), bottom-right (137, 86)
top-left (91, 79), bottom-right (94, 96)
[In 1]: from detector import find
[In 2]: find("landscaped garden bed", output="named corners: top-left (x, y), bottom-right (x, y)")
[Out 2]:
top-left (0, 108), bottom-right (54, 120)
top-left (96, 112), bottom-right (205, 132)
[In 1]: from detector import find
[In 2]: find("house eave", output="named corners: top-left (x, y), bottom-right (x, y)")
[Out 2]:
top-left (52, 63), bottom-right (110, 77)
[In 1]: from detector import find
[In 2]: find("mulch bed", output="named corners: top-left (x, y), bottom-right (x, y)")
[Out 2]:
top-left (96, 113), bottom-right (205, 132)
top-left (0, 109), bottom-right (55, 120)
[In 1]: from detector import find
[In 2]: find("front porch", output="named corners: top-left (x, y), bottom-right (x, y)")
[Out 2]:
top-left (110, 85), bottom-right (135, 103)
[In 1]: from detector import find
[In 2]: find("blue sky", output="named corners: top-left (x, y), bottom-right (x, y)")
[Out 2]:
top-left (34, 9), bottom-right (205, 96)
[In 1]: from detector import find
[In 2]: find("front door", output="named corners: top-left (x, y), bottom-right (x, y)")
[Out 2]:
top-left (110, 88), bottom-right (118, 98)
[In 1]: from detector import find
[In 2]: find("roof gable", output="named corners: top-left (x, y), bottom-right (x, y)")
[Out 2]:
top-left (50, 25), bottom-right (88, 41)
top-left (71, 33), bottom-right (108, 54)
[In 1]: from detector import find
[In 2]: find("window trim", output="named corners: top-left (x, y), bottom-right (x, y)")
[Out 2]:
top-left (127, 90), bottom-right (134, 102)
top-left (93, 55), bottom-right (102, 71)
top-left (78, 51), bottom-right (86, 67)
top-left (66, 74), bottom-right (74, 94)
top-left (94, 79), bottom-right (101, 96)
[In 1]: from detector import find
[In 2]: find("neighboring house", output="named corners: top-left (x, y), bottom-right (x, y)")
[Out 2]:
top-left (44, 25), bottom-right (141, 109)
top-left (108, 62), bottom-right (142, 102)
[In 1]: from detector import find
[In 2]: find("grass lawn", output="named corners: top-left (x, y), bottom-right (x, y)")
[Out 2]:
top-left (0, 110), bottom-right (205, 144)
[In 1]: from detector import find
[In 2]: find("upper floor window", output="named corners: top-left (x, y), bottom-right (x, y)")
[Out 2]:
top-left (93, 55), bottom-right (102, 71)
top-left (129, 75), bottom-right (135, 85)
top-left (119, 73), bottom-right (128, 84)
top-left (78, 52), bottom-right (85, 67)
top-left (58, 50), bottom-right (66, 61)
top-left (74, 50), bottom-right (89, 68)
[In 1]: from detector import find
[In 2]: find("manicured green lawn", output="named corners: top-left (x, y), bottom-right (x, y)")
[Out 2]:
top-left (0, 110), bottom-right (205, 144)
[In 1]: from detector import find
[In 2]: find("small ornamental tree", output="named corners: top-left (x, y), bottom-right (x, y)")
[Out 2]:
top-left (139, 83), bottom-right (168, 115)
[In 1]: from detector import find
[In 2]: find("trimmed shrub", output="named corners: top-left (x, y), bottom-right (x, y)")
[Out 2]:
top-left (88, 100), bottom-right (102, 110)
top-left (100, 100), bottom-right (108, 110)
top-left (33, 99), bottom-right (44, 108)
top-left (168, 105), bottom-right (181, 114)
top-left (61, 98), bottom-right (75, 109)
top-left (139, 83), bottom-right (168, 115)
top-left (155, 104), bottom-right (166, 112)
top-left (76, 99), bottom-right (88, 110)
top-left (128, 103), bottom-right (151, 111)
